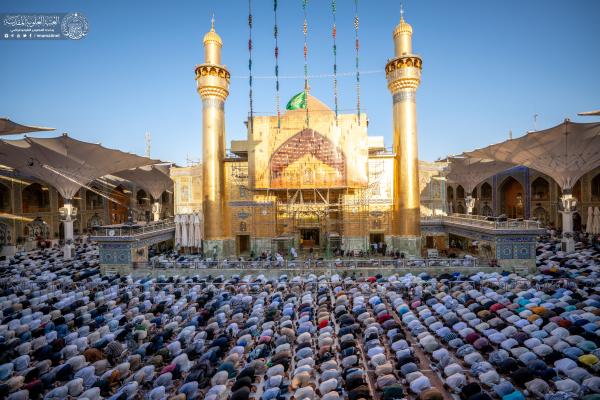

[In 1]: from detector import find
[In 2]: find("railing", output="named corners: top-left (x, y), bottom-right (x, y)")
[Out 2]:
top-left (422, 213), bottom-right (542, 230)
top-left (150, 257), bottom-right (481, 270)
top-left (91, 219), bottom-right (175, 238)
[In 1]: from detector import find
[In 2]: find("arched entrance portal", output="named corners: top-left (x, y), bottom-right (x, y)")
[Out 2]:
top-left (481, 182), bottom-right (492, 200)
top-left (0, 183), bottom-right (10, 212)
top-left (500, 177), bottom-right (524, 219)
top-left (22, 183), bottom-right (50, 213)
top-left (109, 186), bottom-right (129, 224)
top-left (446, 186), bottom-right (454, 213)
top-left (531, 177), bottom-right (550, 201)
top-left (269, 129), bottom-right (346, 188)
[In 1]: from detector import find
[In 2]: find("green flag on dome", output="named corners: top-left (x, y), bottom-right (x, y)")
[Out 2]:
top-left (285, 91), bottom-right (307, 110)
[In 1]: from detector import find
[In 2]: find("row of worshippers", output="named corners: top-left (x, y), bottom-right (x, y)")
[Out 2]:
top-left (386, 269), bottom-right (600, 400)
top-left (203, 276), bottom-right (345, 400)
top-left (0, 236), bottom-right (598, 399)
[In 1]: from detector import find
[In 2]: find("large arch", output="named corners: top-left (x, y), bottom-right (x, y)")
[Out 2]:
top-left (0, 182), bottom-right (10, 212)
top-left (136, 189), bottom-right (150, 206)
top-left (22, 183), bottom-right (50, 213)
top-left (481, 182), bottom-right (492, 199)
top-left (592, 173), bottom-right (600, 201)
top-left (160, 190), bottom-right (171, 218)
top-left (572, 179), bottom-right (582, 202)
top-left (446, 186), bottom-right (454, 213)
top-left (109, 185), bottom-right (128, 224)
top-left (161, 190), bottom-right (169, 204)
top-left (481, 204), bottom-right (493, 216)
top-left (531, 177), bottom-right (550, 201)
top-left (86, 186), bottom-right (104, 210)
top-left (533, 204), bottom-right (549, 225)
top-left (447, 186), bottom-right (454, 201)
top-left (499, 176), bottom-right (524, 218)
top-left (456, 185), bottom-right (465, 199)
top-left (270, 129), bottom-right (346, 187)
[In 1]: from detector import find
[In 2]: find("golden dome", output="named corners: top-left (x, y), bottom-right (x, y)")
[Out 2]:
top-left (203, 18), bottom-right (222, 46)
top-left (393, 18), bottom-right (413, 37)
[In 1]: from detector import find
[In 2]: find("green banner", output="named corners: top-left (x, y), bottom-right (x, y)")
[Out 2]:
top-left (285, 91), bottom-right (307, 110)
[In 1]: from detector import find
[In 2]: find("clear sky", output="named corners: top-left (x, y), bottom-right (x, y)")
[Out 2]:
top-left (1, 0), bottom-right (599, 165)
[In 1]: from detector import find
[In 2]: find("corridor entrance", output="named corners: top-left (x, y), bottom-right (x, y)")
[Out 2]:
top-left (300, 228), bottom-right (320, 248)
top-left (237, 235), bottom-right (250, 254)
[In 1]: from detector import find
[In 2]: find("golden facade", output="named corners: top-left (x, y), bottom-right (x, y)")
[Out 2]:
top-left (171, 17), bottom-right (444, 256)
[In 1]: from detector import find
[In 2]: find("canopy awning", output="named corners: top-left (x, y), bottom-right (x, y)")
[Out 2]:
top-left (114, 164), bottom-right (173, 199)
top-left (578, 109), bottom-right (600, 116)
top-left (0, 134), bottom-right (160, 199)
top-left (464, 120), bottom-right (600, 190)
top-left (446, 157), bottom-right (515, 194)
top-left (0, 117), bottom-right (54, 136)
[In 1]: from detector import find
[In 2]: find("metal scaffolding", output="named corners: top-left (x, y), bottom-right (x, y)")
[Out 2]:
top-left (225, 154), bottom-right (390, 253)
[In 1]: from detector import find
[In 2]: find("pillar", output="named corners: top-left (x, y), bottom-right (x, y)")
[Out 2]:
top-left (560, 193), bottom-right (576, 252)
top-left (386, 15), bottom-right (422, 255)
top-left (195, 18), bottom-right (233, 256)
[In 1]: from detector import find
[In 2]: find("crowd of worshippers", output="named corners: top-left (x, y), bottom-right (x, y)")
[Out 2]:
top-left (0, 240), bottom-right (599, 400)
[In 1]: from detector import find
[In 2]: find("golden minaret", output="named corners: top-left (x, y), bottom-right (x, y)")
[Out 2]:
top-left (196, 17), bottom-right (230, 243)
top-left (386, 10), bottom-right (422, 240)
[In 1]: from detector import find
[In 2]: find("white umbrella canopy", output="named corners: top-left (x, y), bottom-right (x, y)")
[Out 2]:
top-left (0, 134), bottom-right (159, 199)
top-left (445, 156), bottom-right (515, 195)
top-left (586, 206), bottom-right (594, 234)
top-left (113, 164), bottom-right (173, 200)
top-left (465, 121), bottom-right (600, 191)
top-left (193, 213), bottom-right (202, 248)
top-left (187, 214), bottom-right (196, 248)
top-left (180, 214), bottom-right (189, 247)
top-left (174, 214), bottom-right (182, 246)
top-left (594, 207), bottom-right (600, 235)
top-left (0, 117), bottom-right (54, 136)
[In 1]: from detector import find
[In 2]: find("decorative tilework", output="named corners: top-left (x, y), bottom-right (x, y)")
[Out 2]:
top-left (497, 244), bottom-right (513, 259)
top-left (393, 91), bottom-right (416, 103)
top-left (100, 243), bottom-right (131, 265)
top-left (515, 243), bottom-right (533, 259)
top-left (202, 98), bottom-right (224, 110)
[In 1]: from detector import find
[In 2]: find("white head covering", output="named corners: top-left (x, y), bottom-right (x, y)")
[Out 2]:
top-left (66, 378), bottom-right (84, 396)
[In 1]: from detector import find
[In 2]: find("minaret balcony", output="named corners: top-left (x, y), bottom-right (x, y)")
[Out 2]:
top-left (385, 55), bottom-right (422, 92)
top-left (196, 64), bottom-right (231, 84)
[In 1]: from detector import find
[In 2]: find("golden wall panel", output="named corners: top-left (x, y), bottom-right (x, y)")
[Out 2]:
top-left (250, 105), bottom-right (369, 190)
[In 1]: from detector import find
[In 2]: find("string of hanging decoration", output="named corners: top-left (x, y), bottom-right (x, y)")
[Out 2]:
top-left (273, 0), bottom-right (281, 133)
top-left (332, 0), bottom-right (339, 124)
top-left (248, 0), bottom-right (254, 135)
top-left (354, 0), bottom-right (361, 125)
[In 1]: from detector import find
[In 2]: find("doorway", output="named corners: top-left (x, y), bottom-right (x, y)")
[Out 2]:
top-left (500, 177), bottom-right (524, 219)
top-left (237, 235), bottom-right (250, 254)
top-left (369, 233), bottom-right (384, 245)
top-left (300, 228), bottom-right (320, 248)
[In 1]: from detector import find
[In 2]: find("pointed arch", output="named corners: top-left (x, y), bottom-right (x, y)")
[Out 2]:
top-left (592, 173), bottom-right (600, 201)
top-left (270, 129), bottom-right (346, 187)
top-left (531, 177), bottom-right (550, 201)
top-left (499, 176), bottom-right (524, 218)
top-left (0, 182), bottom-right (10, 212)
top-left (22, 183), bottom-right (50, 213)
top-left (481, 182), bottom-right (492, 199)
top-left (447, 186), bottom-right (454, 201)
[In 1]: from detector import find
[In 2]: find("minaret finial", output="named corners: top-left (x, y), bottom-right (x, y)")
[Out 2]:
top-left (400, 0), bottom-right (405, 21)
top-left (211, 14), bottom-right (215, 31)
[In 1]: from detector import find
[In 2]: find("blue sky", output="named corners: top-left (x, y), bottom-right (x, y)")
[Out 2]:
top-left (1, 0), bottom-right (599, 165)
